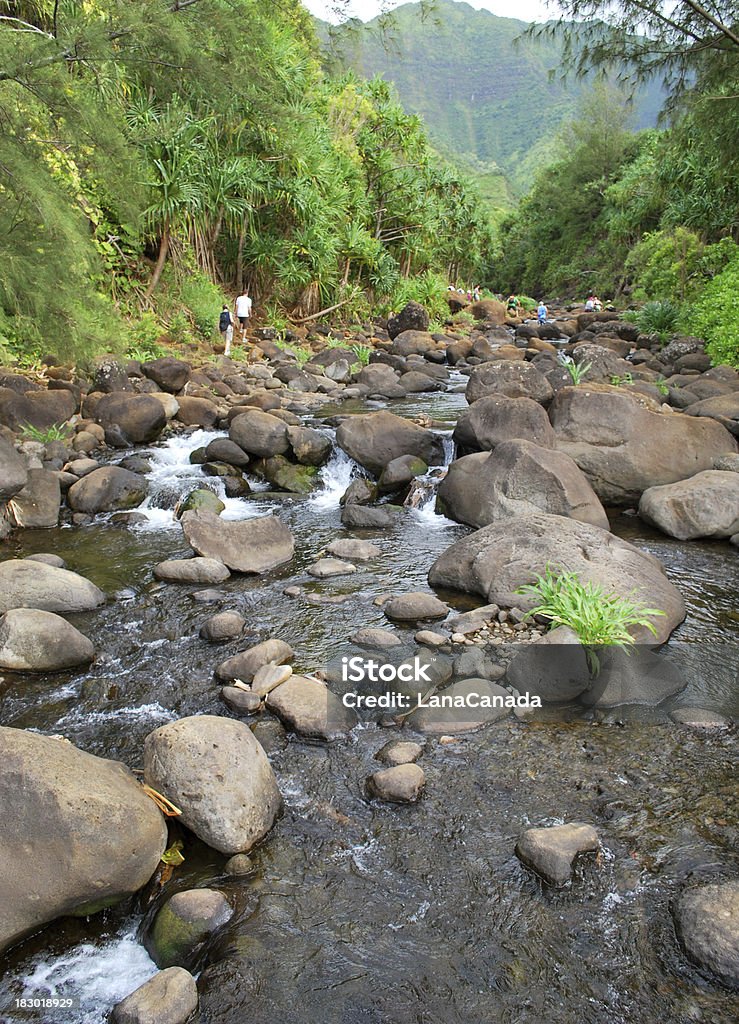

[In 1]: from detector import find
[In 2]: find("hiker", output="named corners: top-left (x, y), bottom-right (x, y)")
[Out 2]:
top-left (506, 294), bottom-right (520, 316)
top-left (473, 284), bottom-right (481, 301)
top-left (537, 300), bottom-right (548, 324)
top-left (218, 304), bottom-right (233, 355)
top-left (585, 294), bottom-right (595, 311)
top-left (234, 288), bottom-right (253, 341)
top-left (592, 294), bottom-right (603, 311)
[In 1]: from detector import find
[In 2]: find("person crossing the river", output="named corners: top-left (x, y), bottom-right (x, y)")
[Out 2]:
top-left (537, 300), bottom-right (548, 325)
top-left (506, 294), bottom-right (521, 316)
top-left (234, 288), bottom-right (253, 343)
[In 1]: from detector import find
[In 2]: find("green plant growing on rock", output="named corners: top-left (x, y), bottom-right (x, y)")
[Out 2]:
top-left (559, 354), bottom-right (591, 385)
top-left (633, 300), bottom-right (681, 340)
top-left (517, 566), bottom-right (665, 674)
top-left (352, 343), bottom-right (372, 366)
top-left (610, 372), bottom-right (634, 386)
top-left (655, 376), bottom-right (670, 396)
top-left (20, 422), bottom-right (73, 443)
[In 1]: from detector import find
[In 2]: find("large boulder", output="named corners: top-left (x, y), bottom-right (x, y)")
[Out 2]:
top-left (141, 357), bottom-right (190, 393)
top-left (466, 362), bottom-right (553, 406)
top-left (181, 510), bottom-right (294, 573)
top-left (638, 470), bottom-right (739, 540)
top-left (684, 393), bottom-right (739, 437)
top-left (90, 355), bottom-right (131, 394)
top-left (0, 728), bottom-right (167, 954)
top-left (437, 441), bottom-right (609, 530)
top-left (550, 386), bottom-right (737, 504)
top-left (229, 409), bottom-right (289, 458)
top-left (0, 559), bottom-right (105, 614)
top-left (673, 881), bottom-right (739, 988)
top-left (175, 396), bottom-right (218, 429)
top-left (387, 301), bottom-right (429, 339)
top-left (336, 411), bottom-right (443, 476)
top-left (7, 468), bottom-right (60, 528)
top-left (428, 512), bottom-right (685, 644)
top-left (111, 967), bottom-right (198, 1024)
top-left (0, 387), bottom-right (76, 433)
top-left (287, 425), bottom-right (332, 466)
top-left (266, 675), bottom-right (357, 741)
top-left (67, 466), bottom-right (147, 514)
top-left (453, 396), bottom-right (556, 453)
top-left (0, 437), bottom-right (28, 502)
top-left (469, 298), bottom-right (507, 324)
top-left (94, 393), bottom-right (167, 447)
top-left (391, 331), bottom-right (443, 359)
top-left (0, 609), bottom-right (94, 671)
top-left (143, 715), bottom-right (281, 855)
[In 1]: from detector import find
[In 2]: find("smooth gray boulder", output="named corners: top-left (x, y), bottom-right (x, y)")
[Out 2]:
top-left (453, 395), bottom-right (556, 453)
top-left (0, 728), bottom-right (167, 954)
top-left (67, 466), bottom-right (147, 513)
top-left (505, 626), bottom-right (591, 703)
top-left (336, 410), bottom-right (443, 475)
top-left (199, 611), bottom-right (245, 642)
top-left (215, 638), bottom-right (293, 684)
top-left (428, 512), bottom-right (685, 644)
top-left (638, 470), bottom-right (739, 540)
top-left (438, 441), bottom-right (609, 530)
top-left (143, 716), bottom-right (281, 856)
top-left (384, 592), bottom-right (449, 622)
top-left (266, 675), bottom-right (357, 741)
top-left (674, 881), bottom-right (739, 988)
top-left (326, 539), bottom-right (381, 561)
top-left (7, 469), bottom-right (60, 528)
top-left (146, 889), bottom-right (232, 969)
top-left (111, 967), bottom-right (198, 1024)
top-left (579, 646), bottom-right (686, 707)
top-left (0, 559), bottom-right (105, 614)
top-left (229, 409), bottom-right (289, 458)
top-left (466, 361), bottom-right (553, 405)
top-left (0, 609), bottom-right (94, 671)
top-left (307, 557), bottom-right (356, 578)
top-left (0, 437), bottom-right (28, 501)
top-left (154, 558), bottom-right (231, 584)
top-left (181, 510), bottom-right (294, 573)
top-left (515, 823), bottom-right (600, 886)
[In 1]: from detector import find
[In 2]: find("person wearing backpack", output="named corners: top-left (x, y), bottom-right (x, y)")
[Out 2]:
top-left (218, 304), bottom-right (233, 355)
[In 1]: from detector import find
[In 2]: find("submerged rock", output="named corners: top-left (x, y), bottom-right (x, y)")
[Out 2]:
top-left (515, 822), bottom-right (600, 886)
top-left (375, 740), bottom-right (424, 766)
top-left (674, 881), bottom-right (739, 988)
top-left (326, 538), bottom-right (381, 561)
top-left (199, 611), bottom-right (246, 642)
top-left (307, 557), bottom-right (356, 578)
top-left (111, 967), bottom-right (198, 1024)
top-left (181, 510), bottom-right (294, 573)
top-left (154, 557), bottom-right (230, 584)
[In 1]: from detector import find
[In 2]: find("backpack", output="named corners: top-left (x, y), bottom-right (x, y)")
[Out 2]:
top-left (219, 310), bottom-right (231, 331)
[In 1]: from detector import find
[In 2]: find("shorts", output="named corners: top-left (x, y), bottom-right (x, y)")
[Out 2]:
top-left (220, 326), bottom-right (233, 344)
top-left (238, 316), bottom-right (249, 326)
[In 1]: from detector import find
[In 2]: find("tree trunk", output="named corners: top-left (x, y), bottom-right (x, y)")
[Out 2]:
top-left (341, 257), bottom-right (351, 288)
top-left (236, 224), bottom-right (246, 294)
top-left (145, 223), bottom-right (170, 299)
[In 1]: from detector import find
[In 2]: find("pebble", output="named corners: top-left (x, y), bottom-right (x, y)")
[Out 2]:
top-left (415, 629), bottom-right (449, 647)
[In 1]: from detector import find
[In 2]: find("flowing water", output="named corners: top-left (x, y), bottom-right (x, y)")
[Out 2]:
top-left (0, 381), bottom-right (737, 1023)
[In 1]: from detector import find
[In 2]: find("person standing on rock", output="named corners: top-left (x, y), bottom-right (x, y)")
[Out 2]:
top-left (537, 300), bottom-right (548, 325)
top-left (234, 289), bottom-right (252, 343)
top-left (218, 304), bottom-right (233, 356)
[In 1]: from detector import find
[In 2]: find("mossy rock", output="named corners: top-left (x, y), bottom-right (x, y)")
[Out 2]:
top-left (256, 455), bottom-right (319, 494)
top-left (146, 889), bottom-right (233, 969)
top-left (178, 488), bottom-right (225, 517)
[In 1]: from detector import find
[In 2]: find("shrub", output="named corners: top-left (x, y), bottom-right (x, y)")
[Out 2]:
top-left (683, 256), bottom-right (739, 368)
top-left (633, 299), bottom-right (681, 339)
top-left (351, 343), bottom-right (372, 366)
top-left (20, 421), bottom-right (73, 443)
top-left (383, 270), bottom-right (449, 322)
top-left (179, 271), bottom-right (225, 339)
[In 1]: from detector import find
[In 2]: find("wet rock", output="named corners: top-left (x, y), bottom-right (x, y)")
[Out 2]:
top-left (154, 558), bottom-right (230, 584)
top-left (0, 559), bottom-right (105, 614)
top-left (340, 478), bottom-right (376, 506)
top-left (506, 626), bottom-right (590, 703)
top-left (205, 437), bottom-right (250, 467)
top-left (673, 881), bottom-right (739, 988)
top-left (178, 488), bottom-right (225, 517)
top-left (221, 686), bottom-right (261, 714)
top-left (378, 454), bottom-right (428, 494)
top-left (215, 638), bottom-right (294, 684)
top-left (181, 510), bottom-right (294, 573)
top-left (438, 441), bottom-right (609, 530)
top-left (7, 468), bottom-right (60, 528)
top-left (326, 539), bottom-right (381, 561)
top-left (141, 357), bottom-right (190, 394)
top-left (384, 592), bottom-right (449, 622)
top-left (375, 740), bottom-right (424, 766)
top-left (670, 707), bottom-right (732, 729)
top-left (454, 395), bottom-right (556, 453)
top-left (68, 467), bottom-right (147, 514)
top-left (340, 504), bottom-right (399, 529)
top-left (415, 629), bottom-right (449, 647)
top-left (224, 853), bottom-right (254, 875)
top-left (251, 662), bottom-right (293, 697)
top-left (111, 967), bottom-right (198, 1024)
top-left (638, 470), bottom-right (739, 540)
top-left (308, 557), bottom-right (356, 578)
top-left (515, 823), bottom-right (600, 886)
top-left (256, 454), bottom-right (318, 493)
top-left (445, 605), bottom-right (500, 636)
top-left (428, 512), bottom-right (685, 644)
top-left (351, 627), bottom-right (402, 648)
top-left (143, 716), bottom-right (281, 855)
top-left (0, 437), bottom-right (28, 502)
top-left (229, 409), bottom-right (289, 458)
top-left (250, 717), bottom-right (288, 754)
top-left (408, 679), bottom-right (511, 734)
top-left (175, 396), bottom-right (219, 429)
top-left (367, 763), bottom-right (425, 803)
top-left (0, 728), bottom-right (167, 954)
top-left (287, 425), bottom-right (332, 465)
top-left (266, 675), bottom-right (357, 741)
top-left (24, 552), bottom-right (65, 568)
top-left (580, 646), bottom-right (686, 707)
top-left (146, 889), bottom-right (232, 969)
top-left (199, 611), bottom-right (245, 642)
top-left (336, 410), bottom-right (443, 476)
top-left (0, 609), bottom-right (94, 671)
top-left (94, 392), bottom-right (167, 447)
top-left (453, 647), bottom-right (505, 682)
top-left (466, 362), bottom-right (553, 406)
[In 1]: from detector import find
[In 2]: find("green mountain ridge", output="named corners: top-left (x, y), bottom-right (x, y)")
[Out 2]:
top-left (321, 0), bottom-right (664, 195)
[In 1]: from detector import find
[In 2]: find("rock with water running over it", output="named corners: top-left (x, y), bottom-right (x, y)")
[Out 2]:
top-left (67, 466), bottom-right (147, 514)
top-left (181, 510), bottom-right (294, 573)
top-left (0, 728), bottom-right (167, 954)
top-left (199, 611), bottom-right (245, 642)
top-left (515, 823), bottom-right (600, 886)
top-left (111, 967), bottom-right (198, 1024)
top-left (146, 889), bottom-right (233, 969)
top-left (336, 410), bottom-right (443, 476)
top-left (215, 638), bottom-right (293, 684)
top-left (266, 675), bottom-right (357, 741)
top-left (154, 558), bottom-right (230, 584)
top-left (307, 557), bottom-right (356, 578)
top-left (326, 538), bottom-right (381, 561)
top-left (287, 425), bottom-right (332, 466)
top-left (0, 608), bottom-right (94, 671)
top-left (0, 559), bottom-right (105, 615)
top-left (143, 715), bottom-right (281, 855)
top-left (673, 881), bottom-right (739, 988)
top-left (407, 679), bottom-right (511, 734)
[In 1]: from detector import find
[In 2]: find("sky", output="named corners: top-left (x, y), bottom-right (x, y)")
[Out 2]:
top-left (303, 0), bottom-right (558, 25)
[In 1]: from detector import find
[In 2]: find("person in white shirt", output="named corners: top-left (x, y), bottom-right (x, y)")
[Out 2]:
top-left (234, 290), bottom-right (252, 341)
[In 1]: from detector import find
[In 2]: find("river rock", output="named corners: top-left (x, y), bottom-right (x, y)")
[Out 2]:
top-left (181, 510), bottom-right (294, 573)
top-left (428, 512), bottom-right (685, 644)
top-left (111, 967), bottom-right (198, 1024)
top-left (685, 393), bottom-right (739, 436)
top-left (266, 675), bottom-right (357, 740)
top-left (94, 393), bottom-right (167, 446)
top-left (638, 470), bottom-right (739, 540)
top-left (340, 503), bottom-right (399, 529)
top-left (0, 437), bottom-right (28, 502)
top-left (375, 740), bottom-right (424, 765)
top-left (350, 627), bottom-right (402, 648)
top-left (154, 558), bottom-right (230, 584)
top-left (199, 611), bottom-right (245, 642)
top-left (0, 559), bottom-right (105, 614)
top-left (143, 716), bottom-right (281, 855)
top-left (221, 686), bottom-right (262, 714)
top-left (287, 425), bottom-right (332, 465)
top-left (670, 707), bottom-right (732, 729)
top-left (307, 557), bottom-right (357, 578)
top-left (7, 468), bottom-right (60, 528)
top-left (438, 441), bottom-right (609, 530)
top-left (24, 552), bottom-right (65, 568)
top-left (387, 301), bottom-right (429, 339)
top-left (673, 881), bottom-right (739, 988)
top-left (550, 385), bottom-right (737, 504)
top-left (251, 662), bottom-right (293, 697)
top-left (367, 763), bottom-right (425, 803)
top-left (175, 396), bottom-right (218, 429)
top-left (215, 638), bottom-right (294, 684)
top-left (515, 823), bottom-right (600, 886)
top-left (224, 854), bottom-right (254, 875)
top-left (384, 592), bottom-right (449, 622)
top-left (204, 438), bottom-right (250, 468)
top-left (0, 728), bottom-right (167, 954)
top-left (229, 409), bottom-right (289, 457)
top-left (141, 357), bottom-right (190, 393)
top-left (506, 626), bottom-right (590, 703)
top-left (378, 454), bottom-right (428, 493)
top-left (336, 411), bottom-right (443, 475)
top-left (68, 466), bottom-right (147, 513)
top-left (470, 298), bottom-right (507, 324)
top-left (326, 539), bottom-right (381, 561)
top-left (580, 646), bottom-right (686, 707)
top-left (341, 480), bottom-right (377, 509)
top-left (0, 386), bottom-right (76, 433)
top-left (466, 362), bottom-right (553, 406)
top-left (453, 395), bottom-right (556, 453)
top-left (146, 889), bottom-right (232, 969)
top-left (178, 488), bottom-right (226, 516)
top-left (0, 609), bottom-right (94, 671)
top-left (357, 363), bottom-right (405, 398)
top-left (90, 355), bottom-right (131, 394)
top-left (407, 678), bottom-right (511, 734)
top-left (149, 392), bottom-right (179, 421)
top-left (256, 454), bottom-right (318, 493)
